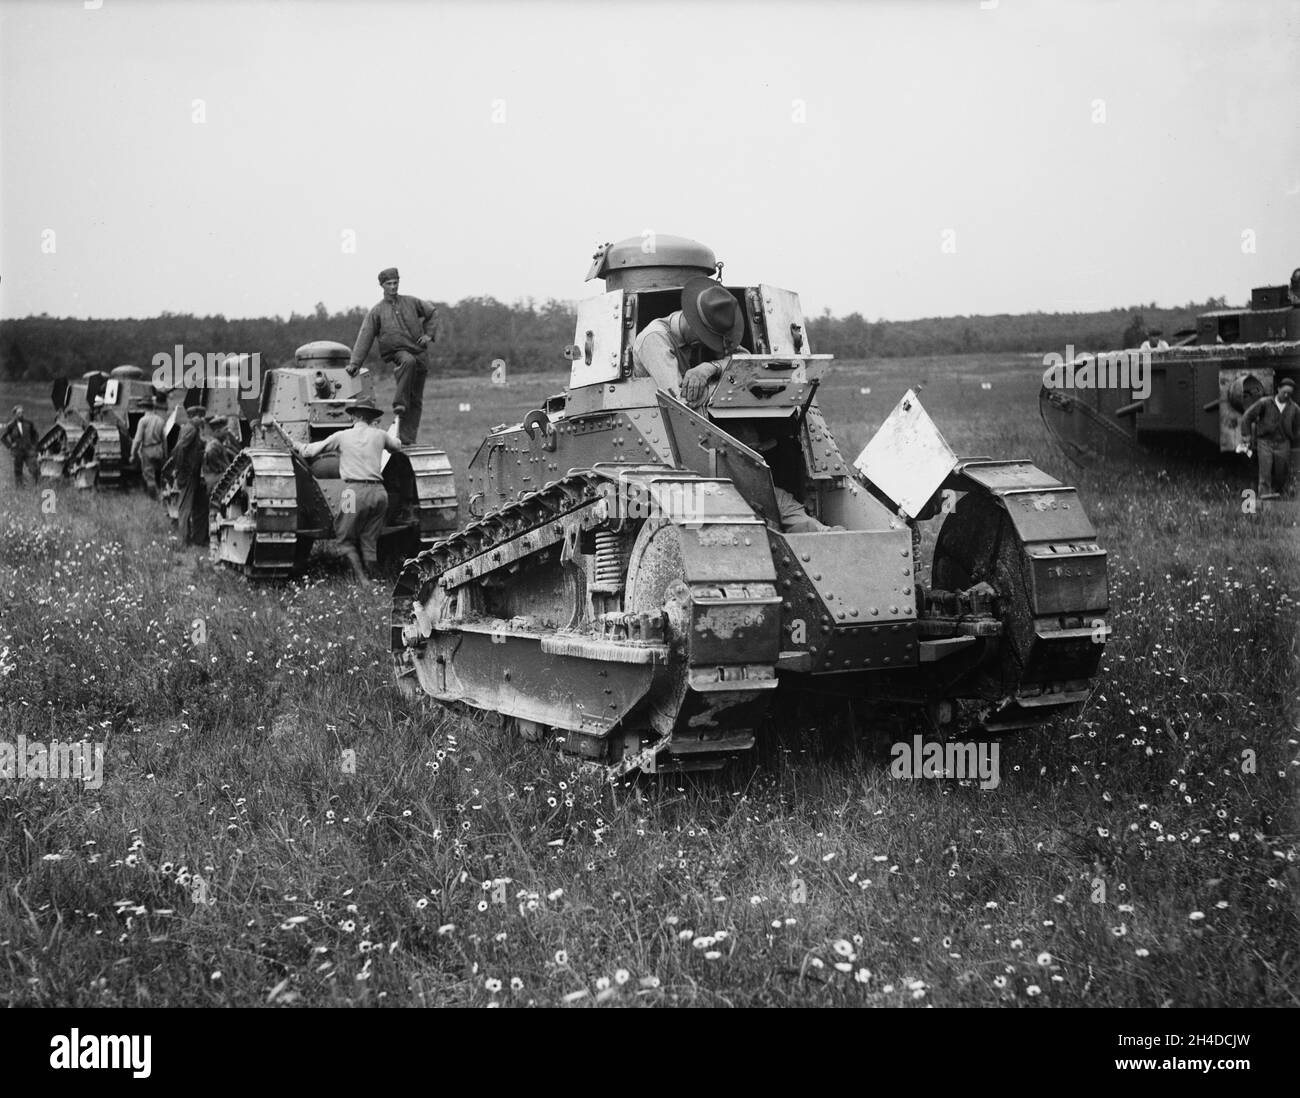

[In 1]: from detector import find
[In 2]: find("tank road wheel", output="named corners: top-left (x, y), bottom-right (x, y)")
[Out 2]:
top-left (623, 519), bottom-right (692, 739)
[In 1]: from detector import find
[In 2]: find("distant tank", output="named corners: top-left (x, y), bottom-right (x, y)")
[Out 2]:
top-left (1040, 274), bottom-right (1300, 465)
top-left (37, 366), bottom-right (164, 488)
top-left (209, 341), bottom-right (459, 577)
top-left (392, 236), bottom-right (1111, 775)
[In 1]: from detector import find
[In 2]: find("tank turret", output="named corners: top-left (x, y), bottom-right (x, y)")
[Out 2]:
top-left (585, 235), bottom-right (718, 292)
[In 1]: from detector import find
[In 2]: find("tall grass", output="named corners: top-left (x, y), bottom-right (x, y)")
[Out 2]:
top-left (1, 356), bottom-right (1296, 1006)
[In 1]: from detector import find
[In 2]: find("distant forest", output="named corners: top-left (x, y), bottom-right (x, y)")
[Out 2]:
top-left (0, 295), bottom-right (1231, 383)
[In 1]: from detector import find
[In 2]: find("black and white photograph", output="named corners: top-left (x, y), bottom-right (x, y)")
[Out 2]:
top-left (0, 0), bottom-right (1296, 1071)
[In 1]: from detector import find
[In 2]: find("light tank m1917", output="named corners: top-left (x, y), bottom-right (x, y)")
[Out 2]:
top-left (38, 366), bottom-right (163, 489)
top-left (393, 237), bottom-right (1111, 775)
top-left (209, 341), bottom-right (459, 577)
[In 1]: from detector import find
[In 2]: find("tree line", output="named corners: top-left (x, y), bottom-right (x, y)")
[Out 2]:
top-left (0, 295), bottom-right (1230, 383)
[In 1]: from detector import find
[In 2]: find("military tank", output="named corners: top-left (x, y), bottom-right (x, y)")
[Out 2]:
top-left (37, 366), bottom-right (164, 488)
top-left (392, 237), bottom-right (1111, 775)
top-left (209, 341), bottom-right (459, 577)
top-left (1040, 273), bottom-right (1299, 465)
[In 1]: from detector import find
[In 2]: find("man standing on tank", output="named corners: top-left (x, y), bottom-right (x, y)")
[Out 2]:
top-left (346, 268), bottom-right (438, 446)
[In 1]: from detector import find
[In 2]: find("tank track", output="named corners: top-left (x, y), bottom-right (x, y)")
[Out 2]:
top-left (63, 423), bottom-right (129, 489)
top-left (210, 449), bottom-right (314, 577)
top-left (393, 466), bottom-right (781, 774)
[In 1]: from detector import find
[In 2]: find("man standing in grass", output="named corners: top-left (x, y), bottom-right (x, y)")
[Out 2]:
top-left (173, 405), bottom-right (209, 546)
top-left (1240, 377), bottom-right (1298, 499)
top-left (0, 404), bottom-right (39, 487)
top-left (346, 267), bottom-right (438, 446)
top-left (130, 395), bottom-right (167, 498)
top-left (292, 397), bottom-right (401, 583)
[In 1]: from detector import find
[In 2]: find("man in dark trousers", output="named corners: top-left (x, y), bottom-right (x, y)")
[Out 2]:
top-left (293, 397), bottom-right (402, 582)
top-left (346, 267), bottom-right (438, 446)
top-left (1240, 377), bottom-right (1299, 499)
top-left (173, 405), bottom-right (210, 545)
top-left (1, 405), bottom-right (40, 487)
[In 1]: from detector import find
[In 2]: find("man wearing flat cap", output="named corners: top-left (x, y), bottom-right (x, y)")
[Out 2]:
top-left (201, 414), bottom-right (239, 497)
top-left (1239, 377), bottom-right (1298, 499)
top-left (347, 268), bottom-right (438, 446)
top-left (293, 397), bottom-right (403, 582)
top-left (173, 405), bottom-right (210, 546)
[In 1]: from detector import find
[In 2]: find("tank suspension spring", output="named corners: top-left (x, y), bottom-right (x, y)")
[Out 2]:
top-left (590, 530), bottom-right (627, 593)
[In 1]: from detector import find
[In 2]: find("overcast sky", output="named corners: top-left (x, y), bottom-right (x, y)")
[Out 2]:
top-left (2, 0), bottom-right (1297, 322)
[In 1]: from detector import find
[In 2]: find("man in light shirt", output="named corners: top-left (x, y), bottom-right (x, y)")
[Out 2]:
top-left (129, 395), bottom-right (167, 498)
top-left (293, 397), bottom-right (402, 581)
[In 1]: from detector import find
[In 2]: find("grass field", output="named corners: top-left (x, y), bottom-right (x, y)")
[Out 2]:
top-left (1, 353), bottom-right (1297, 1007)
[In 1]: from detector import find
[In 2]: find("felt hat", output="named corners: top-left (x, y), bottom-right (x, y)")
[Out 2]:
top-left (680, 277), bottom-right (743, 354)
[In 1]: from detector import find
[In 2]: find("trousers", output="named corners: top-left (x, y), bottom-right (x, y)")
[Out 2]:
top-left (10, 448), bottom-right (38, 485)
top-left (177, 477), bottom-right (209, 545)
top-left (139, 445), bottom-right (165, 497)
top-left (1257, 439), bottom-right (1291, 497)
top-left (391, 351), bottom-right (429, 446)
top-left (335, 481), bottom-right (389, 565)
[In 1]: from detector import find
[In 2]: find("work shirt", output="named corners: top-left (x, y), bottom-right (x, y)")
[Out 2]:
top-left (350, 294), bottom-right (438, 368)
top-left (299, 421), bottom-right (402, 482)
top-left (130, 411), bottom-right (166, 461)
top-left (1240, 396), bottom-right (1299, 444)
top-left (632, 312), bottom-right (729, 399)
top-left (1, 416), bottom-right (38, 451)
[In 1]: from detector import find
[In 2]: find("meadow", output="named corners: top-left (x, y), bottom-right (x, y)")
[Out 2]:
top-left (0, 353), bottom-right (1296, 1007)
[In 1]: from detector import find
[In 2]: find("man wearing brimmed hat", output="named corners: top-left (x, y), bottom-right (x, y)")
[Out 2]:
top-left (174, 405), bottom-right (210, 546)
top-left (1, 405), bottom-right (40, 487)
top-left (129, 394), bottom-right (168, 498)
top-left (632, 277), bottom-right (834, 532)
top-left (293, 396), bottom-right (402, 582)
top-left (633, 276), bottom-right (744, 411)
top-left (1240, 377), bottom-right (1298, 499)
top-left (347, 267), bottom-right (439, 446)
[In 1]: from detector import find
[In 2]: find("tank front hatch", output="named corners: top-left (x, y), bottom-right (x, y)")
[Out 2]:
top-left (586, 235), bottom-right (717, 292)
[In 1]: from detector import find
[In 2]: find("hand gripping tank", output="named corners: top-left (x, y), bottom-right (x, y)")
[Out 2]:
top-left (38, 366), bottom-right (164, 489)
top-left (1040, 277), bottom-right (1300, 464)
top-left (393, 237), bottom-right (1111, 774)
top-left (208, 341), bottom-right (459, 577)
